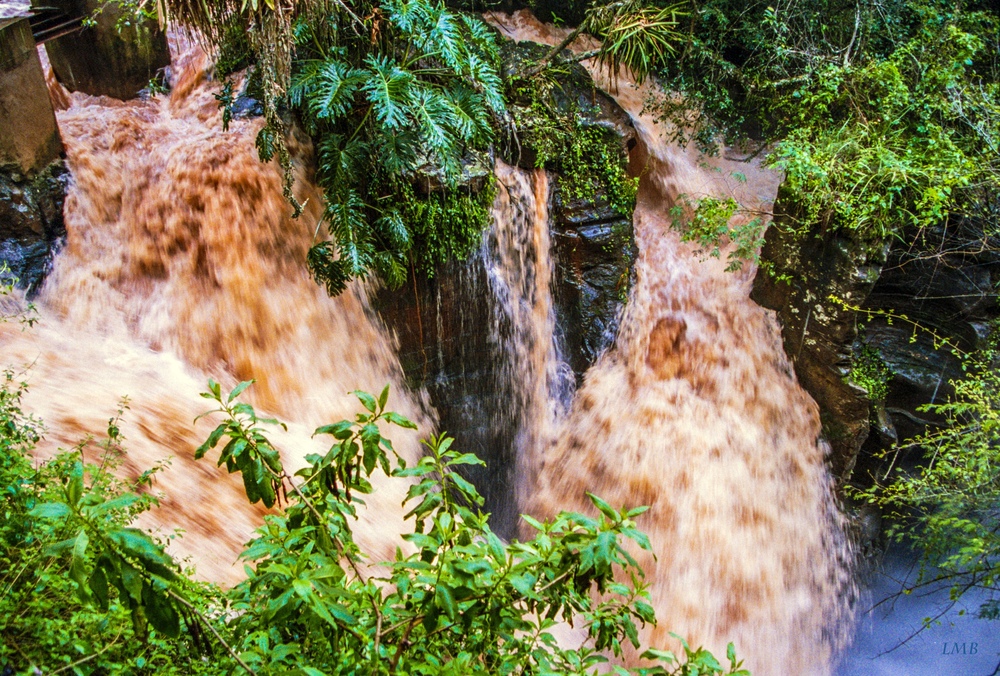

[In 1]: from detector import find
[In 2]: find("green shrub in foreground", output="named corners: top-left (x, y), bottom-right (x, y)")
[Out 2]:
top-left (1, 374), bottom-right (747, 675)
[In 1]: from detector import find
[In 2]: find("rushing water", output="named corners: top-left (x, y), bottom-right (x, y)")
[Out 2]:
top-left (3, 41), bottom-right (431, 584)
top-left (489, 11), bottom-right (855, 675)
top-left (4, 17), bottom-right (857, 674)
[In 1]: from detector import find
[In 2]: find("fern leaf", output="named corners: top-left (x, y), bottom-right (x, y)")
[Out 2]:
top-left (311, 59), bottom-right (366, 122)
top-left (364, 54), bottom-right (415, 130)
top-left (374, 128), bottom-right (420, 176)
top-left (408, 85), bottom-right (457, 155)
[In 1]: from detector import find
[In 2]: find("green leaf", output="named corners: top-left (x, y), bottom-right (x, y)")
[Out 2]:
top-left (69, 530), bottom-right (90, 601)
top-left (587, 492), bottom-right (620, 522)
top-left (435, 583), bottom-right (457, 620)
top-left (29, 502), bottom-right (70, 519)
top-left (384, 411), bottom-right (417, 429)
top-left (90, 565), bottom-right (109, 610)
top-left (143, 584), bottom-right (180, 638)
top-left (352, 390), bottom-right (378, 413)
top-left (196, 423), bottom-right (228, 459)
top-left (228, 379), bottom-right (255, 402)
top-left (315, 420), bottom-right (354, 440)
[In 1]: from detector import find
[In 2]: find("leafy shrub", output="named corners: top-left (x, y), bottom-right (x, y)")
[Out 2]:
top-left (1, 375), bottom-right (749, 675)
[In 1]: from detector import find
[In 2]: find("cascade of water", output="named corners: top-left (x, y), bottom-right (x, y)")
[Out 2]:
top-left (0, 43), bottom-right (431, 584)
top-left (488, 11), bottom-right (855, 675)
top-left (2, 19), bottom-right (856, 673)
top-left (483, 161), bottom-right (571, 518)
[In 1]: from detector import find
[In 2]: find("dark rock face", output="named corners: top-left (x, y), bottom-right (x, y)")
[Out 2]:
top-left (861, 220), bottom-right (1000, 451)
top-left (751, 197), bottom-right (889, 481)
top-left (753, 200), bottom-right (1000, 485)
top-left (370, 255), bottom-right (524, 537)
top-left (551, 177), bottom-right (635, 384)
top-left (0, 161), bottom-right (69, 293)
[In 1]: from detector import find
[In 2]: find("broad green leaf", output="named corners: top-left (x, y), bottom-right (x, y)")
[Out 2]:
top-left (385, 411), bottom-right (417, 430)
top-left (143, 584), bottom-right (180, 638)
top-left (195, 423), bottom-right (227, 459)
top-left (29, 502), bottom-right (70, 519)
top-left (352, 390), bottom-right (378, 413)
top-left (228, 379), bottom-right (255, 402)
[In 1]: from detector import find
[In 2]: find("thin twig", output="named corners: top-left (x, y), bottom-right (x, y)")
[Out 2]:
top-left (168, 590), bottom-right (257, 675)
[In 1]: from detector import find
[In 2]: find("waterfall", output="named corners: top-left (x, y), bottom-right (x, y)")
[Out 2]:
top-left (489, 11), bottom-right (855, 675)
top-left (2, 20), bottom-right (854, 674)
top-left (0, 43), bottom-right (431, 584)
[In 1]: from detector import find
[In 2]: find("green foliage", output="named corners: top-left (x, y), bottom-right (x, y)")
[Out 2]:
top-left (651, 1), bottom-right (1000, 241)
top-left (0, 370), bottom-right (748, 674)
top-left (668, 194), bottom-right (765, 272)
top-left (522, 0), bottom-right (686, 85)
top-left (509, 67), bottom-right (638, 219)
top-left (0, 386), bottom-right (223, 675)
top-left (848, 342), bottom-right (892, 403)
top-left (197, 381), bottom-right (747, 674)
top-left (580, 0), bottom-right (687, 85)
top-left (856, 329), bottom-right (1000, 621)
top-left (283, 0), bottom-right (505, 293)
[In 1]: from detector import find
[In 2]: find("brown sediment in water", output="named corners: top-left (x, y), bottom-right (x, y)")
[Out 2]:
top-left (3, 40), bottom-right (431, 585)
top-left (488, 11), bottom-right (854, 675)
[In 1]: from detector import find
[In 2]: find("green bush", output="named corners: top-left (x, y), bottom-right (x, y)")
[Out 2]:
top-left (1, 373), bottom-right (748, 675)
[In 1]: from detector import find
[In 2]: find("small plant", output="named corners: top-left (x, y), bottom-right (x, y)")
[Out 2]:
top-left (848, 342), bottom-right (892, 403)
top-left (669, 195), bottom-right (766, 272)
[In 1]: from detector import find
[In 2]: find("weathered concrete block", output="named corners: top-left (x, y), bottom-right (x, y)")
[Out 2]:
top-left (0, 17), bottom-right (62, 174)
top-left (41, 0), bottom-right (170, 100)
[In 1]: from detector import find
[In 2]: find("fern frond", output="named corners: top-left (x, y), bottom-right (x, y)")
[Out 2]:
top-left (310, 59), bottom-right (366, 122)
top-left (372, 250), bottom-right (408, 289)
top-left (364, 54), bottom-right (415, 130)
top-left (424, 4), bottom-right (464, 72)
top-left (317, 135), bottom-right (368, 185)
top-left (442, 84), bottom-right (491, 145)
top-left (384, 0), bottom-right (429, 36)
top-left (374, 128), bottom-right (420, 175)
top-left (289, 60), bottom-right (325, 109)
top-left (466, 52), bottom-right (505, 115)
top-left (409, 86), bottom-right (457, 151)
top-left (376, 209), bottom-right (412, 251)
top-left (308, 242), bottom-right (352, 295)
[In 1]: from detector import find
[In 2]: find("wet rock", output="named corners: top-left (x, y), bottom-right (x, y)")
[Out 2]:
top-left (862, 219), bottom-right (1000, 446)
top-left (0, 161), bottom-right (69, 293)
top-left (499, 40), bottom-right (637, 170)
top-left (369, 255), bottom-right (522, 537)
top-left (550, 177), bottom-right (635, 383)
top-left (230, 76), bottom-right (264, 120)
top-left (409, 149), bottom-right (492, 194)
top-left (753, 198), bottom-right (1000, 486)
top-left (751, 194), bottom-right (890, 481)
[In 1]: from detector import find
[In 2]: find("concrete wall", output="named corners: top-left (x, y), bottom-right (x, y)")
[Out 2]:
top-left (42, 0), bottom-right (170, 99)
top-left (0, 17), bottom-right (62, 174)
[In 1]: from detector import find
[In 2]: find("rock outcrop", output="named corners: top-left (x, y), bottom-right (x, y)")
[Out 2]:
top-left (1, 16), bottom-right (68, 293)
top-left (0, 161), bottom-right (69, 292)
top-left (753, 200), bottom-right (1000, 485)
